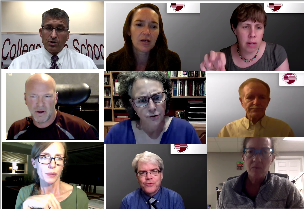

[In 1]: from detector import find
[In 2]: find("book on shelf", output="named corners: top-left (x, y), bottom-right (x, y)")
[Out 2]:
top-left (104, 98), bottom-right (111, 108)
top-left (114, 112), bottom-right (129, 122)
top-left (114, 79), bottom-right (120, 95)
top-left (172, 79), bottom-right (205, 96)
top-left (168, 71), bottom-right (205, 78)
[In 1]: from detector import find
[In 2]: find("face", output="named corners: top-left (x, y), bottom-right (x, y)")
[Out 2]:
top-left (233, 19), bottom-right (264, 53)
top-left (239, 82), bottom-right (270, 121)
top-left (39, 16), bottom-right (70, 55)
top-left (128, 8), bottom-right (160, 54)
top-left (24, 75), bottom-right (58, 128)
top-left (136, 161), bottom-right (163, 197)
top-left (31, 143), bottom-right (65, 185)
top-left (131, 79), bottom-right (166, 127)
top-left (242, 138), bottom-right (275, 179)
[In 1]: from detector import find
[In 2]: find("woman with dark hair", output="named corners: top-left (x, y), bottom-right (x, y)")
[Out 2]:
top-left (15, 142), bottom-right (88, 209)
top-left (106, 3), bottom-right (181, 71)
top-left (104, 71), bottom-right (200, 144)
top-left (218, 137), bottom-right (304, 208)
top-left (201, 3), bottom-right (289, 71)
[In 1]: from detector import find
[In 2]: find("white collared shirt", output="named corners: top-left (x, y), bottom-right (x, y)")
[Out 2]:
top-left (8, 47), bottom-right (97, 69)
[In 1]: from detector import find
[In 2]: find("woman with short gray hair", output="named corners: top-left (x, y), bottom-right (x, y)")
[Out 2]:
top-left (105, 71), bottom-right (201, 144)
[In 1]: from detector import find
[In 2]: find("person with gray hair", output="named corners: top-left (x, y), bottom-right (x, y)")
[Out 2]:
top-left (218, 137), bottom-right (304, 208)
top-left (120, 151), bottom-right (185, 209)
top-left (104, 71), bottom-right (201, 144)
top-left (9, 8), bottom-right (97, 69)
top-left (218, 78), bottom-right (294, 137)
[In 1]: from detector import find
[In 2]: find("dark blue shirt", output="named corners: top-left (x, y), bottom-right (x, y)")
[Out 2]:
top-left (120, 187), bottom-right (185, 209)
top-left (105, 117), bottom-right (201, 144)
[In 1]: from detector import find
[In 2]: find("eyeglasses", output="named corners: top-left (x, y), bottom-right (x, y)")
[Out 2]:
top-left (36, 155), bottom-right (66, 166)
top-left (42, 26), bottom-right (69, 34)
top-left (243, 148), bottom-right (274, 159)
top-left (137, 169), bottom-right (161, 177)
top-left (132, 92), bottom-right (166, 108)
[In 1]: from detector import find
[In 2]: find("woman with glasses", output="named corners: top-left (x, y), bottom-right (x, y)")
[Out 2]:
top-left (15, 142), bottom-right (89, 209)
top-left (105, 71), bottom-right (201, 144)
top-left (200, 3), bottom-right (289, 71)
top-left (106, 3), bottom-right (181, 71)
top-left (218, 137), bottom-right (304, 208)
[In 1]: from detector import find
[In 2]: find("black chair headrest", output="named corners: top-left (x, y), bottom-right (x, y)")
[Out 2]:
top-left (56, 83), bottom-right (91, 106)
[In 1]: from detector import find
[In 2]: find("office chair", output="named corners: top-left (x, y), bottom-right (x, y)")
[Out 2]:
top-left (56, 83), bottom-right (99, 139)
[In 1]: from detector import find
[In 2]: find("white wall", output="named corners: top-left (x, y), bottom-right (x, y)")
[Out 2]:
top-left (1, 1), bottom-right (104, 33)
top-left (6, 73), bottom-right (32, 133)
top-left (207, 151), bottom-right (304, 208)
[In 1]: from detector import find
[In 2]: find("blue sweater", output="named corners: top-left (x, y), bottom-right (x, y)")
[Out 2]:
top-left (105, 117), bottom-right (201, 144)
top-left (120, 187), bottom-right (185, 209)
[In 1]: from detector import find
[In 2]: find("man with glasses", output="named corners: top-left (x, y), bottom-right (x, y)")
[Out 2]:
top-left (218, 78), bottom-right (294, 137)
top-left (8, 8), bottom-right (97, 69)
top-left (120, 151), bottom-right (185, 209)
top-left (7, 73), bottom-right (97, 139)
top-left (218, 137), bottom-right (304, 208)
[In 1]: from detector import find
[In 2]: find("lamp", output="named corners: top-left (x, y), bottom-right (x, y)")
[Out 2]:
top-left (9, 162), bottom-right (18, 173)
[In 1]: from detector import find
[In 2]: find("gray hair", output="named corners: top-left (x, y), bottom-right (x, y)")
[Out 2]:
top-left (132, 151), bottom-right (164, 173)
top-left (42, 8), bottom-right (70, 29)
top-left (118, 71), bottom-right (172, 120)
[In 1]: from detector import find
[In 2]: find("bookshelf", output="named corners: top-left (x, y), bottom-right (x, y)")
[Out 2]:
top-left (104, 71), bottom-right (206, 122)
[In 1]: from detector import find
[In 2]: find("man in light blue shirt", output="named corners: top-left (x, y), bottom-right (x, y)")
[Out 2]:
top-left (120, 151), bottom-right (185, 209)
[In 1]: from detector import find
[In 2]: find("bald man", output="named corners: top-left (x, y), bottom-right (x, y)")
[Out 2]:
top-left (7, 73), bottom-right (97, 139)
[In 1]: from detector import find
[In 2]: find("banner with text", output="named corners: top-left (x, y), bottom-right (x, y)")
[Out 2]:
top-left (1, 34), bottom-right (104, 68)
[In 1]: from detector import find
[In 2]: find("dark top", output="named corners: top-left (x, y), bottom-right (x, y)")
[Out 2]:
top-left (120, 187), bottom-right (185, 209)
top-left (104, 117), bottom-right (201, 144)
top-left (106, 49), bottom-right (181, 71)
top-left (7, 110), bottom-right (97, 139)
top-left (220, 42), bottom-right (287, 71)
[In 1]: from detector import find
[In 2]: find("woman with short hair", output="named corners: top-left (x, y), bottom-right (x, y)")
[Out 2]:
top-left (201, 3), bottom-right (289, 71)
top-left (104, 71), bottom-right (201, 144)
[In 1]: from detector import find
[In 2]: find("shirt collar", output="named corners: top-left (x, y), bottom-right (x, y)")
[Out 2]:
top-left (42, 47), bottom-right (66, 67)
top-left (242, 115), bottom-right (268, 129)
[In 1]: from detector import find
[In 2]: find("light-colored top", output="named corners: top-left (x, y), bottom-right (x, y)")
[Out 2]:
top-left (131, 117), bottom-right (173, 144)
top-left (8, 47), bottom-right (97, 69)
top-left (218, 115), bottom-right (295, 137)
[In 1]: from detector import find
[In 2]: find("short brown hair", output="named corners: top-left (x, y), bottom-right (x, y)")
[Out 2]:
top-left (230, 3), bottom-right (267, 32)
top-left (31, 142), bottom-right (67, 193)
top-left (238, 78), bottom-right (270, 98)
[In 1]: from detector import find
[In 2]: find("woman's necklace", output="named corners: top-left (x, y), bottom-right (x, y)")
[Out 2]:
top-left (237, 44), bottom-right (259, 63)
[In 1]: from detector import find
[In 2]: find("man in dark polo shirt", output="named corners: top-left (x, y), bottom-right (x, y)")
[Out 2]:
top-left (7, 73), bottom-right (97, 139)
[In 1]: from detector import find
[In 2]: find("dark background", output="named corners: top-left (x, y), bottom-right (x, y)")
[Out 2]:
top-left (200, 3), bottom-right (304, 71)
top-left (2, 142), bottom-right (104, 209)
top-left (106, 144), bottom-right (207, 209)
